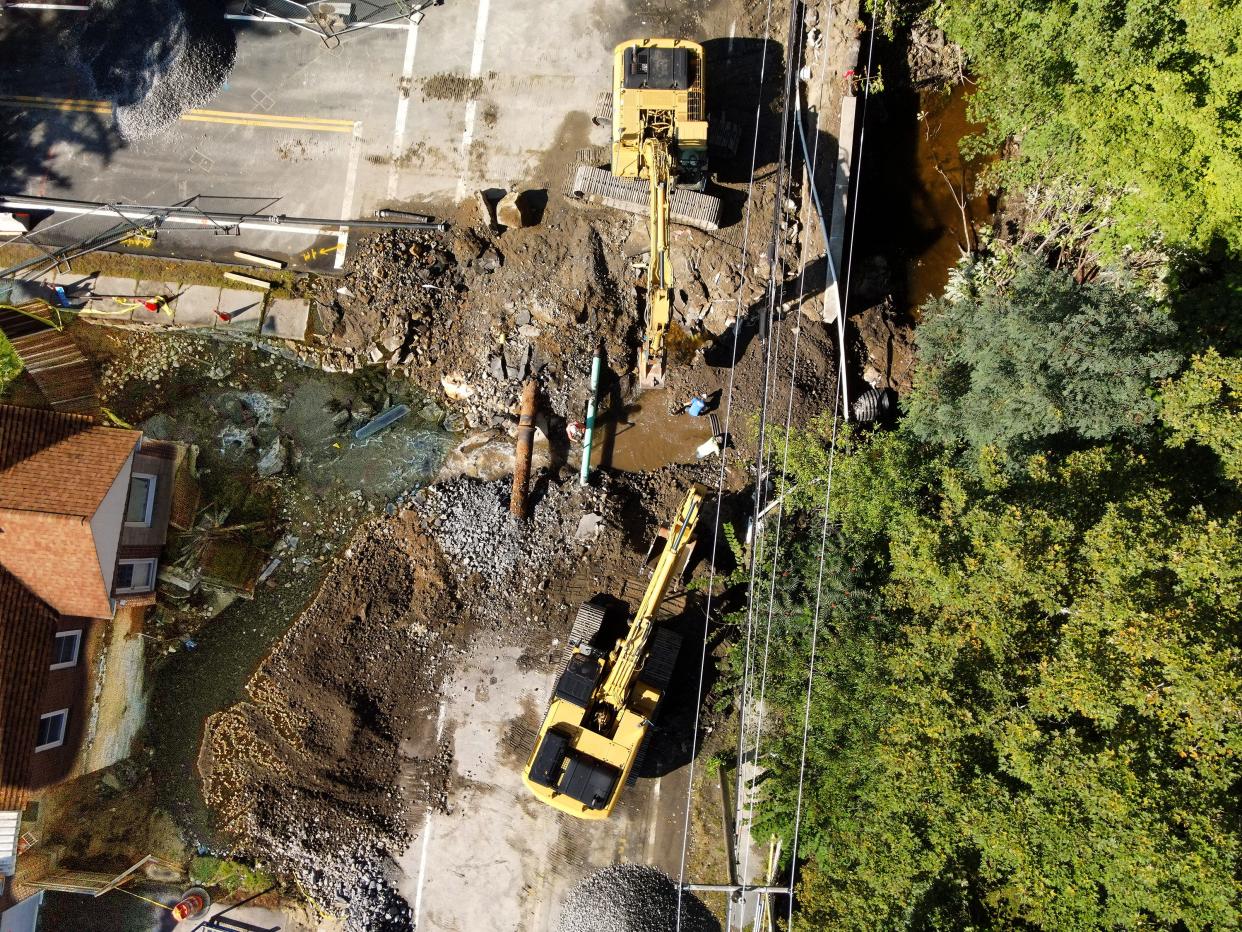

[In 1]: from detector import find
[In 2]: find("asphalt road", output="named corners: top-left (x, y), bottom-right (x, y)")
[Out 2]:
top-left (0, 0), bottom-right (614, 270)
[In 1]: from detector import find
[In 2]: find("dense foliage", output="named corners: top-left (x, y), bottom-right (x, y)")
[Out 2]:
top-left (739, 208), bottom-right (1240, 931)
top-left (743, 334), bottom-right (1241, 929)
top-left (0, 334), bottom-right (20, 396)
top-left (928, 0), bottom-right (1242, 252)
top-left (907, 253), bottom-right (1182, 460)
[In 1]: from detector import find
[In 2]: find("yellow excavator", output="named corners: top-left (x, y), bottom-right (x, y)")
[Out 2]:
top-left (522, 485), bottom-right (706, 818)
top-left (572, 39), bottom-right (724, 388)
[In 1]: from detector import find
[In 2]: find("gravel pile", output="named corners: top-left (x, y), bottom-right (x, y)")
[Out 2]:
top-left (413, 476), bottom-right (609, 590)
top-left (558, 865), bottom-right (721, 932)
top-left (229, 811), bottom-right (414, 932)
top-left (74, 0), bottom-right (236, 139)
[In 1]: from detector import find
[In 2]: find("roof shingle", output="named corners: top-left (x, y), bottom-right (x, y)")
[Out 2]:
top-left (0, 404), bottom-right (139, 517)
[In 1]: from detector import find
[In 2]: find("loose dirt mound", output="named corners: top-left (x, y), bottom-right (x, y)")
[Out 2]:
top-left (202, 517), bottom-right (461, 932)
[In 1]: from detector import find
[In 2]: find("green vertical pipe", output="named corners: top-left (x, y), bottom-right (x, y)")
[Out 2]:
top-left (580, 348), bottom-right (603, 485)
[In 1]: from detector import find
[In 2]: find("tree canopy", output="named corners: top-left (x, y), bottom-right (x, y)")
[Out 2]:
top-left (906, 253), bottom-right (1182, 461)
top-left (741, 261), bottom-right (1240, 930)
top-left (932, 0), bottom-right (1242, 252)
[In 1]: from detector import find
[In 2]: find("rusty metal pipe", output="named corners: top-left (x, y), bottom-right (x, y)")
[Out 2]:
top-left (510, 379), bottom-right (538, 517)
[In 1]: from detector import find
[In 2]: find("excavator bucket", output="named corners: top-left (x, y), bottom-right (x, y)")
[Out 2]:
top-left (570, 165), bottom-right (723, 232)
top-left (638, 345), bottom-right (666, 390)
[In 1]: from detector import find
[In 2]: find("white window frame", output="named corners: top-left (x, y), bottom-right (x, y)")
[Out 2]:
top-left (125, 472), bottom-right (158, 528)
top-left (114, 558), bottom-right (158, 594)
top-left (49, 629), bottom-right (82, 671)
top-left (35, 709), bottom-right (68, 752)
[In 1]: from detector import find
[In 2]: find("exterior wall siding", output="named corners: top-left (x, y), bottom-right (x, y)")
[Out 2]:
top-left (89, 451), bottom-right (134, 601)
top-left (26, 619), bottom-right (100, 789)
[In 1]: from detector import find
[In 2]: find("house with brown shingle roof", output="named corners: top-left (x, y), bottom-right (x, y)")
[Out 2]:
top-left (0, 403), bottom-right (185, 892)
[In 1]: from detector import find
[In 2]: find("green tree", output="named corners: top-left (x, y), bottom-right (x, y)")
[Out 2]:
top-left (747, 423), bottom-right (1241, 931)
top-left (0, 334), bottom-right (20, 396)
top-left (935, 0), bottom-right (1242, 252)
top-left (906, 254), bottom-right (1181, 461)
top-left (1160, 347), bottom-right (1242, 481)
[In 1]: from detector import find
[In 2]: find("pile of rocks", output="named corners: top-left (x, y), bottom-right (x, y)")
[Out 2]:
top-left (75, 0), bottom-right (236, 139)
top-left (229, 809), bottom-right (414, 932)
top-left (307, 228), bottom-right (468, 374)
top-left (413, 475), bottom-right (609, 592)
top-left (557, 864), bottom-right (720, 932)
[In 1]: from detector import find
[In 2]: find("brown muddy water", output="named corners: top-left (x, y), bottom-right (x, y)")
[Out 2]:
top-left (905, 83), bottom-right (994, 311)
top-left (851, 75), bottom-right (995, 317)
top-left (593, 391), bottom-right (718, 472)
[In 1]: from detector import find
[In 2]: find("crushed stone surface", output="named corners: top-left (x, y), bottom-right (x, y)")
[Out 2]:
top-left (412, 475), bottom-right (608, 590)
top-left (557, 864), bottom-right (721, 932)
top-left (75, 0), bottom-right (235, 139)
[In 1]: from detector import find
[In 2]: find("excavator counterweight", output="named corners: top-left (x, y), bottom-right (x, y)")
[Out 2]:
top-left (522, 485), bottom-right (706, 819)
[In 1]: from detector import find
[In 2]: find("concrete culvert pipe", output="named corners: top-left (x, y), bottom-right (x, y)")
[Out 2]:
top-left (557, 864), bottom-right (721, 932)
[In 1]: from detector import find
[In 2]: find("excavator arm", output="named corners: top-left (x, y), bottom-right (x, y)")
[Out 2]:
top-left (638, 135), bottom-right (675, 389)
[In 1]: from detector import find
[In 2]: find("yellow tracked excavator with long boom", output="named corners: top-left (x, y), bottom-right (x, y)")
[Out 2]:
top-left (522, 485), bottom-right (706, 819)
top-left (572, 38), bottom-right (724, 387)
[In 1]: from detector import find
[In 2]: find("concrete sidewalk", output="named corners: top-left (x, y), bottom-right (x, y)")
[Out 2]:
top-left (35, 271), bottom-right (311, 342)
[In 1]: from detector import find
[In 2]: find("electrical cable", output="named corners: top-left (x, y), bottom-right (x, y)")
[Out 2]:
top-left (673, 0), bottom-right (782, 926)
top-left (784, 367), bottom-right (842, 925)
top-left (729, 5), bottom-right (809, 926)
top-left (779, 10), bottom-right (879, 924)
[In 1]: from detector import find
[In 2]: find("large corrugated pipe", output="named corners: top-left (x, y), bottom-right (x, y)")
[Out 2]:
top-left (511, 379), bottom-right (538, 517)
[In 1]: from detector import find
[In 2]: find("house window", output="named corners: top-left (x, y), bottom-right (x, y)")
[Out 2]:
top-left (115, 558), bottom-right (157, 594)
top-left (35, 710), bottom-right (68, 752)
top-left (50, 630), bottom-right (82, 670)
top-left (125, 473), bottom-right (157, 527)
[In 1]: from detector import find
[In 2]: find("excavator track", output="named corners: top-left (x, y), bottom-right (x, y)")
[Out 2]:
top-left (639, 626), bottom-right (683, 692)
top-left (569, 165), bottom-right (723, 232)
top-left (626, 627), bottom-right (683, 786)
top-left (568, 602), bottom-right (607, 652)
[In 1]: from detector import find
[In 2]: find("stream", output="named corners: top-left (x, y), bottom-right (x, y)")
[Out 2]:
top-left (852, 71), bottom-right (995, 317)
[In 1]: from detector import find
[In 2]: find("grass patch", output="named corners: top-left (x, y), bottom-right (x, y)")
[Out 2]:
top-left (189, 855), bottom-right (275, 896)
top-left (0, 245), bottom-right (299, 299)
top-left (0, 332), bottom-right (22, 396)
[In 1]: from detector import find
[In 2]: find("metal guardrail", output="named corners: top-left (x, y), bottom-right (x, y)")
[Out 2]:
top-left (240, 0), bottom-right (439, 47)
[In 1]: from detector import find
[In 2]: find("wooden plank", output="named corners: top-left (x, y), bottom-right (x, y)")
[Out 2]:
top-left (223, 272), bottom-right (272, 290)
top-left (233, 250), bottom-right (285, 270)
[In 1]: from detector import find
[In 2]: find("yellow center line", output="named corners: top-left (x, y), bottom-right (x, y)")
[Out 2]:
top-left (180, 113), bottom-right (355, 133)
top-left (0, 95), bottom-right (355, 133)
top-left (187, 107), bottom-right (356, 126)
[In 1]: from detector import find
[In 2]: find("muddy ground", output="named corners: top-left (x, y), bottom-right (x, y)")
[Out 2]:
top-left (198, 461), bottom-right (747, 931)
